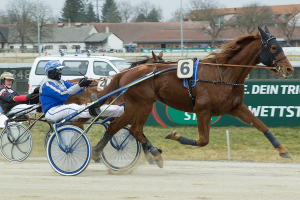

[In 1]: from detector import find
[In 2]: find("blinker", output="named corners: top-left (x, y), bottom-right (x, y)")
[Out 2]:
top-left (258, 26), bottom-right (283, 67)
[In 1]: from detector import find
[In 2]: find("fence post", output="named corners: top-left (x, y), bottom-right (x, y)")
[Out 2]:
top-left (226, 130), bottom-right (230, 161)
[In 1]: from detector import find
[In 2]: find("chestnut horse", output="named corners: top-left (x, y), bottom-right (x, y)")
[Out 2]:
top-left (91, 27), bottom-right (294, 165)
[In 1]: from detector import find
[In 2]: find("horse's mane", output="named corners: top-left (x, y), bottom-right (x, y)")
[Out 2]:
top-left (129, 56), bottom-right (151, 68)
top-left (209, 32), bottom-right (261, 63)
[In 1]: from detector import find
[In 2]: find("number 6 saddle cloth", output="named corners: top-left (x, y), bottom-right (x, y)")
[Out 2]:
top-left (183, 59), bottom-right (200, 88)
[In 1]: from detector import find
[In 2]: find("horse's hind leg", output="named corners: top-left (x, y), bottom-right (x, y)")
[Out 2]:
top-left (129, 102), bottom-right (164, 168)
top-left (91, 102), bottom-right (135, 162)
top-left (230, 104), bottom-right (291, 158)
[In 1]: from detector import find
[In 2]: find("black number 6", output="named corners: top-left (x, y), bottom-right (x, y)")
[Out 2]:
top-left (180, 62), bottom-right (190, 75)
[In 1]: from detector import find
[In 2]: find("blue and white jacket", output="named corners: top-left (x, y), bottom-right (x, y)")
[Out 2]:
top-left (39, 77), bottom-right (83, 114)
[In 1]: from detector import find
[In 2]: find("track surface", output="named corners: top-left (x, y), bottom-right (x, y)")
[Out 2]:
top-left (0, 157), bottom-right (300, 200)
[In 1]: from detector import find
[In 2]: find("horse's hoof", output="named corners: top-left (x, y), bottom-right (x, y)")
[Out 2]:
top-left (165, 131), bottom-right (180, 141)
top-left (147, 158), bottom-right (156, 165)
top-left (165, 131), bottom-right (175, 139)
top-left (280, 152), bottom-right (292, 158)
top-left (142, 146), bottom-right (156, 165)
top-left (153, 153), bottom-right (163, 168)
top-left (92, 146), bottom-right (102, 162)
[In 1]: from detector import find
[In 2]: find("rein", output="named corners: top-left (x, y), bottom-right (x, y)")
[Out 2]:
top-left (195, 62), bottom-right (275, 87)
top-left (167, 62), bottom-right (276, 69)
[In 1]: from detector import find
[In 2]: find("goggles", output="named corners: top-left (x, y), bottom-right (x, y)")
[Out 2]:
top-left (55, 68), bottom-right (62, 72)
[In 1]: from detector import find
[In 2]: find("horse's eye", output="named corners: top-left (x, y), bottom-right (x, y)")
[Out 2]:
top-left (270, 45), bottom-right (278, 53)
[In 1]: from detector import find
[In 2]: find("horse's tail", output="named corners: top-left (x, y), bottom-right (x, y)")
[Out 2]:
top-left (96, 72), bottom-right (125, 106)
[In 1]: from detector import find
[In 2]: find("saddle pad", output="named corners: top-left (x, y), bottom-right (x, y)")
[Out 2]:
top-left (183, 59), bottom-right (201, 88)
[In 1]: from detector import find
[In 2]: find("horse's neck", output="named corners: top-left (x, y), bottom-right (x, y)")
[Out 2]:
top-left (223, 39), bottom-right (261, 83)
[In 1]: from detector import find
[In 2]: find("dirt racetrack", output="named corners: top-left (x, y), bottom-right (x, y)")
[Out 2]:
top-left (0, 157), bottom-right (300, 200)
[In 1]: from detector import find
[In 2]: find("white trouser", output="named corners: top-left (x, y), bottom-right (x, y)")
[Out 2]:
top-left (100, 104), bottom-right (124, 118)
top-left (45, 103), bottom-right (124, 121)
top-left (7, 104), bottom-right (37, 116)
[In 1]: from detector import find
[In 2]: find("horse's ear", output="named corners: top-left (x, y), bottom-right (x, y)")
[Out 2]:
top-left (158, 51), bottom-right (163, 58)
top-left (152, 51), bottom-right (159, 61)
top-left (258, 26), bottom-right (269, 42)
top-left (264, 26), bottom-right (271, 34)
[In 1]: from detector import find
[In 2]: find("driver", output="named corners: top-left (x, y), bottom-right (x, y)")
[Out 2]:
top-left (39, 60), bottom-right (124, 121)
top-left (0, 72), bottom-right (39, 115)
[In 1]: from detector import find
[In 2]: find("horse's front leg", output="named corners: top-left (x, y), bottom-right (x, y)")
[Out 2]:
top-left (165, 109), bottom-right (211, 147)
top-left (230, 104), bottom-right (292, 158)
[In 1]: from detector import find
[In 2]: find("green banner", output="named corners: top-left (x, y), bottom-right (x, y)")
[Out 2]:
top-left (141, 48), bottom-right (219, 53)
top-left (145, 81), bottom-right (300, 127)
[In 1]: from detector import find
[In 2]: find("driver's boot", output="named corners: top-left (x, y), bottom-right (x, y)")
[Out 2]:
top-left (89, 93), bottom-right (101, 117)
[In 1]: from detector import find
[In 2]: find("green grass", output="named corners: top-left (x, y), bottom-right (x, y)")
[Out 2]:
top-left (10, 120), bottom-right (300, 163)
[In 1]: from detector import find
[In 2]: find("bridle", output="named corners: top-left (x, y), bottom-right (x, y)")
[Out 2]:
top-left (260, 36), bottom-right (287, 77)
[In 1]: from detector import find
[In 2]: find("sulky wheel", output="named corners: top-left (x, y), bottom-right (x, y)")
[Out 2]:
top-left (101, 127), bottom-right (141, 174)
top-left (0, 122), bottom-right (32, 162)
top-left (46, 125), bottom-right (91, 176)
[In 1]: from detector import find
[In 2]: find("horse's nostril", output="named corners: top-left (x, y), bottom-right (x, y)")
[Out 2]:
top-left (287, 68), bottom-right (292, 74)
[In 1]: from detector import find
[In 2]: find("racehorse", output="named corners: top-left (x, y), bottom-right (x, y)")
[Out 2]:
top-left (91, 26), bottom-right (294, 165)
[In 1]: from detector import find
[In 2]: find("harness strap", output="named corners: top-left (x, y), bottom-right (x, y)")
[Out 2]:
top-left (187, 78), bottom-right (195, 110)
top-left (196, 79), bottom-right (244, 86)
top-left (216, 60), bottom-right (223, 94)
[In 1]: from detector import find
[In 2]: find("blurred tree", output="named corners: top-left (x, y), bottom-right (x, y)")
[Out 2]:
top-left (31, 1), bottom-right (55, 44)
top-left (118, 1), bottom-right (134, 23)
top-left (85, 1), bottom-right (98, 22)
top-left (169, 7), bottom-right (189, 22)
top-left (1, 0), bottom-right (54, 51)
top-left (135, 13), bottom-right (147, 22)
top-left (101, 0), bottom-right (121, 23)
top-left (133, 1), bottom-right (162, 22)
top-left (187, 0), bottom-right (226, 47)
top-left (147, 8), bottom-right (162, 22)
top-left (233, 2), bottom-right (273, 34)
top-left (60, 0), bottom-right (85, 23)
top-left (276, 7), bottom-right (300, 46)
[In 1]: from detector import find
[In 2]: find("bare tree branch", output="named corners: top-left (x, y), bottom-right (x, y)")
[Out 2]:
top-left (169, 8), bottom-right (189, 22)
top-left (31, 1), bottom-right (55, 44)
top-left (118, 1), bottom-right (134, 23)
top-left (276, 7), bottom-right (300, 45)
top-left (187, 0), bottom-right (226, 47)
top-left (6, 0), bottom-right (35, 48)
top-left (132, 1), bottom-right (154, 22)
top-left (231, 2), bottom-right (273, 34)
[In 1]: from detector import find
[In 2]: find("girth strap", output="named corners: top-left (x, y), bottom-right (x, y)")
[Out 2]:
top-left (187, 78), bottom-right (195, 110)
top-left (186, 58), bottom-right (198, 110)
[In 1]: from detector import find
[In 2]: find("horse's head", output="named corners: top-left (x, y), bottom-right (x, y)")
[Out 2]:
top-left (151, 51), bottom-right (165, 63)
top-left (258, 26), bottom-right (294, 77)
top-left (129, 51), bottom-right (164, 69)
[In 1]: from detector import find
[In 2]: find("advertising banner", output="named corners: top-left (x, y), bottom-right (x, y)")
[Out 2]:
top-left (145, 81), bottom-right (300, 127)
top-left (141, 48), bottom-right (219, 53)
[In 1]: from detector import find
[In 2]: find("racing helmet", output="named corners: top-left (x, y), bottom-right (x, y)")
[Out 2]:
top-left (0, 72), bottom-right (15, 85)
top-left (44, 60), bottom-right (65, 80)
